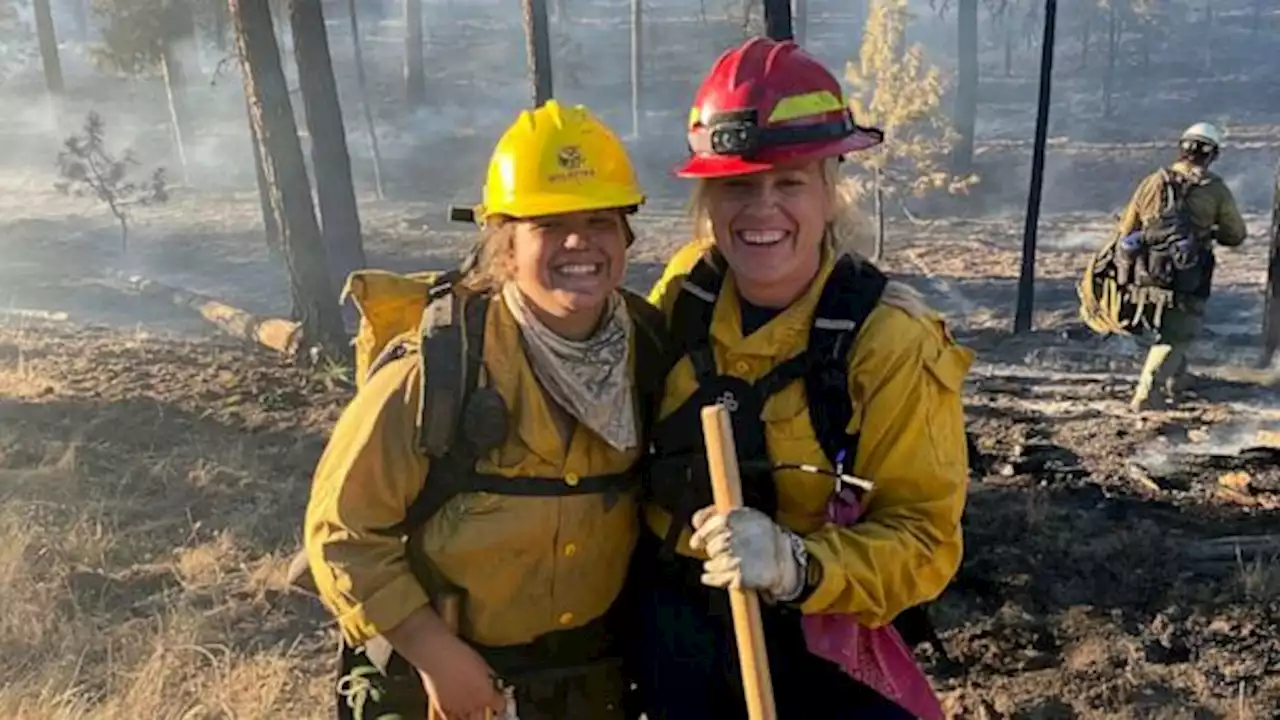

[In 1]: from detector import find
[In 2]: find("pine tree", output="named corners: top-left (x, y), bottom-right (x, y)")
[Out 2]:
top-left (844, 0), bottom-right (978, 199)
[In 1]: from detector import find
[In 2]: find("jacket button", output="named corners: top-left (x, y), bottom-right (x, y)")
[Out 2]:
top-left (558, 612), bottom-right (574, 625)
top-left (564, 472), bottom-right (580, 487)
top-left (734, 360), bottom-right (750, 374)
top-left (564, 543), bottom-right (577, 557)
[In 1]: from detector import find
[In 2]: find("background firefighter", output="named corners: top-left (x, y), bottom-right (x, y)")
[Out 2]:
top-left (301, 101), bottom-right (668, 720)
top-left (1112, 122), bottom-right (1247, 411)
top-left (631, 37), bottom-right (972, 719)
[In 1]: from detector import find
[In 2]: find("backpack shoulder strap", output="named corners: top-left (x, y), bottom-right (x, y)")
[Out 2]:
top-left (620, 288), bottom-right (675, 446)
top-left (620, 288), bottom-right (673, 398)
top-left (669, 249), bottom-right (726, 381)
top-left (1160, 167), bottom-right (1196, 213)
top-left (805, 254), bottom-right (888, 470)
top-left (417, 271), bottom-right (489, 458)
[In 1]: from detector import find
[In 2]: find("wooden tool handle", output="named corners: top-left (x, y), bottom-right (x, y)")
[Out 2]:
top-left (700, 404), bottom-right (778, 720)
top-left (428, 593), bottom-right (463, 720)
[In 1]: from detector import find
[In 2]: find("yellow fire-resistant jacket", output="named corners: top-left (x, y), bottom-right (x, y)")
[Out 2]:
top-left (304, 294), bottom-right (642, 649)
top-left (1115, 160), bottom-right (1247, 248)
top-left (645, 241), bottom-right (973, 629)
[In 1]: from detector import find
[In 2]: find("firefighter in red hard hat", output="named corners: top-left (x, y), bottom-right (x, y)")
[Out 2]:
top-left (630, 37), bottom-right (971, 719)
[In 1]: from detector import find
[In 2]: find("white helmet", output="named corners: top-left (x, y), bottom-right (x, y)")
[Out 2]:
top-left (1180, 122), bottom-right (1224, 148)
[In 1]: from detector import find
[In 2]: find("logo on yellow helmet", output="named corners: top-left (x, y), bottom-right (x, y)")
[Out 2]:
top-left (557, 145), bottom-right (585, 170)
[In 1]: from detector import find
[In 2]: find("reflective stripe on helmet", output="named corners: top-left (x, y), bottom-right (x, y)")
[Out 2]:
top-left (768, 90), bottom-right (845, 124)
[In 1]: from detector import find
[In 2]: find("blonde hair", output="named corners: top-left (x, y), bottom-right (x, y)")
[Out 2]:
top-left (686, 158), bottom-right (929, 318)
top-left (458, 212), bottom-right (636, 295)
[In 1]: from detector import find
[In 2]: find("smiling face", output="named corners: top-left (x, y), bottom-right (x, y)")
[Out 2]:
top-left (703, 159), bottom-right (832, 308)
top-left (510, 209), bottom-right (629, 339)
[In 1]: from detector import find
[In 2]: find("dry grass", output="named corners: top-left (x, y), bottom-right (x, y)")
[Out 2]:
top-left (0, 327), bottom-right (335, 719)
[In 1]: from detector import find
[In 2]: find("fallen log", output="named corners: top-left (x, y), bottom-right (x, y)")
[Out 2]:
top-left (118, 273), bottom-right (303, 357)
top-left (1185, 535), bottom-right (1280, 565)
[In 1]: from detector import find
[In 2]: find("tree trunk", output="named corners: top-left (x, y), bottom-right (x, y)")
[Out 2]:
top-left (247, 93), bottom-right (282, 259)
top-left (521, 0), bottom-right (553, 106)
top-left (1014, 0), bottom-right (1056, 334)
top-left (763, 0), bottom-right (792, 40)
top-left (630, 0), bottom-right (642, 137)
top-left (1102, 2), bottom-right (1117, 119)
top-left (792, 0), bottom-right (807, 45)
top-left (347, 0), bottom-right (385, 199)
top-left (1262, 161), bottom-right (1280, 363)
top-left (33, 0), bottom-right (64, 94)
top-left (289, 0), bottom-right (367, 310)
top-left (214, 0), bottom-right (230, 50)
top-left (229, 0), bottom-right (345, 356)
top-left (872, 167), bottom-right (884, 262)
top-left (1004, 13), bottom-right (1013, 76)
top-left (404, 0), bottom-right (426, 106)
top-left (953, 0), bottom-right (978, 174)
top-left (159, 43), bottom-right (192, 185)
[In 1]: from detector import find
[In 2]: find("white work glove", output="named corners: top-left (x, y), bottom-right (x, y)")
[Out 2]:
top-left (689, 505), bottom-right (806, 603)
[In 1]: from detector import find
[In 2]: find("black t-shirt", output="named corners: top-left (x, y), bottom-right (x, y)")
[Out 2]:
top-left (739, 295), bottom-right (782, 337)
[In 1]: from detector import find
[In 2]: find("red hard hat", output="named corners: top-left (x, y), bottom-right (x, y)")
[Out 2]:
top-left (676, 36), bottom-right (884, 179)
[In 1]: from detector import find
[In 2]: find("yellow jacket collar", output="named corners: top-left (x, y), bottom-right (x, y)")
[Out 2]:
top-left (709, 245), bottom-right (839, 357)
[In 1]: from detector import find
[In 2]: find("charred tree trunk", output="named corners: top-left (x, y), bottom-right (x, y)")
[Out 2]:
top-left (1014, 0), bottom-right (1056, 334)
top-left (1102, 2), bottom-right (1117, 119)
top-left (34, 0), bottom-right (64, 94)
top-left (1262, 162), bottom-right (1280, 363)
top-left (521, 0), bottom-right (553, 106)
top-left (630, 0), bottom-right (642, 137)
top-left (347, 0), bottom-right (385, 199)
top-left (404, 0), bottom-right (426, 106)
top-left (229, 0), bottom-right (345, 355)
top-left (159, 43), bottom-right (192, 185)
top-left (1004, 14), bottom-right (1014, 76)
top-left (763, 0), bottom-right (793, 40)
top-left (953, 0), bottom-right (978, 174)
top-left (289, 0), bottom-right (367, 297)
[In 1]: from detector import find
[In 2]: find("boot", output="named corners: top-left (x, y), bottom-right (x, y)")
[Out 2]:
top-left (1131, 344), bottom-right (1173, 412)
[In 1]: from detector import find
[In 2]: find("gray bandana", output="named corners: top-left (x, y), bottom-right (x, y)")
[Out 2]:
top-left (501, 283), bottom-right (637, 452)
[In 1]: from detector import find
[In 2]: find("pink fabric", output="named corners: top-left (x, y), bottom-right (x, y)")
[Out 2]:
top-left (800, 487), bottom-right (945, 720)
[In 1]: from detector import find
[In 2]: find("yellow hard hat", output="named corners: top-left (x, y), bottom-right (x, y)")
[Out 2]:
top-left (480, 100), bottom-right (645, 222)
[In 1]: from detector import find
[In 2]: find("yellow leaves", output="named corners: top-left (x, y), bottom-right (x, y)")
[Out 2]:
top-left (844, 0), bottom-right (979, 199)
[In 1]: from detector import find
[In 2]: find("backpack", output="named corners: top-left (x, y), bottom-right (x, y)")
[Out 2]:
top-left (648, 249), bottom-right (955, 663)
top-left (1132, 167), bottom-right (1215, 298)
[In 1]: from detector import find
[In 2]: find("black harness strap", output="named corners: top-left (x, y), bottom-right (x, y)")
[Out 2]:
top-left (648, 252), bottom-right (887, 561)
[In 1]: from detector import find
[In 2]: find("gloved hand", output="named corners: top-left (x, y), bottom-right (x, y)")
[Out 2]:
top-left (689, 505), bottom-right (805, 603)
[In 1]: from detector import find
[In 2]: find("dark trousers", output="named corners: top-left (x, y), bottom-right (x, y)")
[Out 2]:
top-left (628, 533), bottom-right (915, 720)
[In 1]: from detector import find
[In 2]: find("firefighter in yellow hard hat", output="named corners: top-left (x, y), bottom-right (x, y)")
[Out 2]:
top-left (301, 100), bottom-right (669, 720)
top-left (1105, 122), bottom-right (1247, 411)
